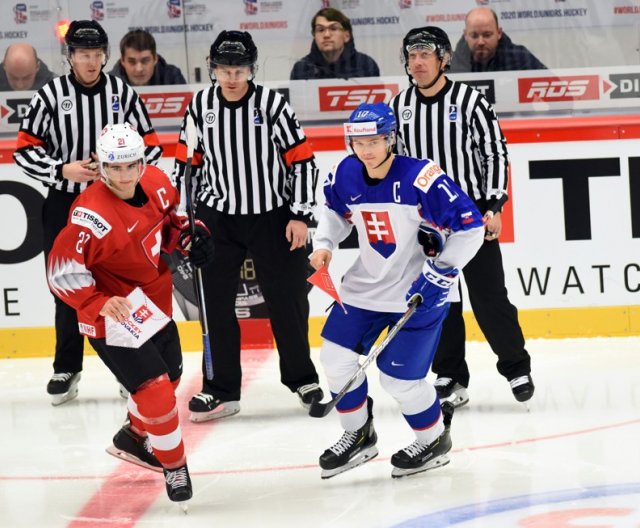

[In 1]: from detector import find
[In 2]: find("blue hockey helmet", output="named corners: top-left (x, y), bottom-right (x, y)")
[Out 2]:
top-left (345, 103), bottom-right (396, 136)
top-left (344, 102), bottom-right (397, 153)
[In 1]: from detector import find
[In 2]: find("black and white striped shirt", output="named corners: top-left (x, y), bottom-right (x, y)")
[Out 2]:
top-left (173, 82), bottom-right (318, 221)
top-left (14, 73), bottom-right (162, 194)
top-left (390, 79), bottom-right (509, 212)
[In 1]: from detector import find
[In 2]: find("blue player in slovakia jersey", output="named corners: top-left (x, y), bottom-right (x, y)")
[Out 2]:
top-left (310, 102), bottom-right (484, 479)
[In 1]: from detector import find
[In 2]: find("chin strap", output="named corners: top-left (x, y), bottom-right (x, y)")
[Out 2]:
top-left (372, 150), bottom-right (393, 169)
top-left (415, 67), bottom-right (445, 90)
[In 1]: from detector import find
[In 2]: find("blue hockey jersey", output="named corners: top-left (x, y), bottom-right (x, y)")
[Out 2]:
top-left (313, 155), bottom-right (484, 313)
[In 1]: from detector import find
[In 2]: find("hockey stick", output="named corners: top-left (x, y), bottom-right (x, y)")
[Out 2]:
top-left (308, 297), bottom-right (421, 418)
top-left (183, 114), bottom-right (214, 380)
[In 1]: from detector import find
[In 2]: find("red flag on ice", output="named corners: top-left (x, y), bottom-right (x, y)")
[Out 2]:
top-left (307, 265), bottom-right (347, 313)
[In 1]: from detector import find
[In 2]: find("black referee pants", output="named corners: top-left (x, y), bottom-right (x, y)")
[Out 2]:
top-left (196, 205), bottom-right (319, 401)
top-left (42, 189), bottom-right (85, 374)
top-left (432, 238), bottom-right (531, 387)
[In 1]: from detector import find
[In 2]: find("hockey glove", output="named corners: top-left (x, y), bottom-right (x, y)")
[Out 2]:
top-left (417, 224), bottom-right (445, 258)
top-left (406, 260), bottom-right (459, 312)
top-left (178, 221), bottom-right (214, 268)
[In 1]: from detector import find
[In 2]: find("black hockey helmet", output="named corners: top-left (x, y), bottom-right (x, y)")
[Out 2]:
top-left (208, 30), bottom-right (258, 68)
top-left (401, 26), bottom-right (452, 69)
top-left (65, 20), bottom-right (109, 52)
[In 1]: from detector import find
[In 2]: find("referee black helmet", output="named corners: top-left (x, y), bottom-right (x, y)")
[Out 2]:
top-left (402, 26), bottom-right (452, 69)
top-left (65, 20), bottom-right (109, 53)
top-left (209, 30), bottom-right (258, 68)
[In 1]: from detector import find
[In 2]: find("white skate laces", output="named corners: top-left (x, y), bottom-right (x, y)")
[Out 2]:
top-left (50, 372), bottom-right (75, 382)
top-left (509, 376), bottom-right (530, 389)
top-left (297, 383), bottom-right (320, 397)
top-left (400, 440), bottom-right (428, 458)
top-left (143, 437), bottom-right (154, 456)
top-left (329, 431), bottom-right (359, 456)
top-left (193, 392), bottom-right (214, 404)
top-left (165, 466), bottom-right (189, 489)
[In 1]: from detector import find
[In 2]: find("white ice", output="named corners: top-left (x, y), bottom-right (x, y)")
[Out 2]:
top-left (1, 337), bottom-right (639, 528)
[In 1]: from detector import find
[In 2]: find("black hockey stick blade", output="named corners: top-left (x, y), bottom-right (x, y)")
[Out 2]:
top-left (308, 399), bottom-right (336, 418)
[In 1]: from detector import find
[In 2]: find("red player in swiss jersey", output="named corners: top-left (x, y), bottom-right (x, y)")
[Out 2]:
top-left (47, 123), bottom-right (214, 505)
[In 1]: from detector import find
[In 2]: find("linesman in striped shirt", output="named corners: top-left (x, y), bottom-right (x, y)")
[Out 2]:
top-left (173, 30), bottom-right (323, 422)
top-left (13, 20), bottom-right (162, 405)
top-left (390, 26), bottom-right (534, 407)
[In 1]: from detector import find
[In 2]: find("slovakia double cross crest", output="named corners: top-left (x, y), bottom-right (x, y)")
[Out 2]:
top-left (105, 287), bottom-right (169, 348)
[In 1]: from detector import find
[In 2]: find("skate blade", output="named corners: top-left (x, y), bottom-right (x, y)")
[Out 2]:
top-left (391, 454), bottom-right (450, 479)
top-left (50, 387), bottom-right (79, 406)
top-left (118, 384), bottom-right (129, 399)
top-left (320, 446), bottom-right (379, 480)
top-left (189, 405), bottom-right (240, 423)
top-left (178, 501), bottom-right (189, 514)
top-left (105, 446), bottom-right (163, 473)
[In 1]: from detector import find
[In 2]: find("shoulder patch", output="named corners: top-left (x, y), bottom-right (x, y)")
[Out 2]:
top-left (71, 207), bottom-right (112, 239)
top-left (413, 161), bottom-right (445, 193)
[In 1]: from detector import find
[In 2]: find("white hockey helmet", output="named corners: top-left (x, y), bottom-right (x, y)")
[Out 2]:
top-left (96, 123), bottom-right (146, 186)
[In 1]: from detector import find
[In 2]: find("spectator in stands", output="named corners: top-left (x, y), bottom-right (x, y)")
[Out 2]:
top-left (449, 7), bottom-right (546, 73)
top-left (290, 7), bottom-right (380, 80)
top-left (109, 29), bottom-right (186, 85)
top-left (0, 43), bottom-right (54, 91)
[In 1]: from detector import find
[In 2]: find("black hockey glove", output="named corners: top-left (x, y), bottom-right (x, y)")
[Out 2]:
top-left (417, 224), bottom-right (445, 258)
top-left (178, 222), bottom-right (214, 268)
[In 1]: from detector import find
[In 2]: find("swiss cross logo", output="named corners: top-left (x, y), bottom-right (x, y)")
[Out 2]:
top-left (319, 84), bottom-right (399, 111)
top-left (518, 76), bottom-right (600, 103)
top-left (141, 224), bottom-right (163, 268)
top-left (139, 92), bottom-right (192, 118)
top-left (132, 306), bottom-right (152, 324)
top-left (361, 210), bottom-right (397, 258)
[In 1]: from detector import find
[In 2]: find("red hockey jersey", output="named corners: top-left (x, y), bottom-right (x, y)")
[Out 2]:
top-left (47, 165), bottom-right (183, 339)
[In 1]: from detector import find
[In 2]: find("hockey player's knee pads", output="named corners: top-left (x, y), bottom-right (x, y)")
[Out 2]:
top-left (320, 340), bottom-right (361, 381)
top-left (132, 374), bottom-right (177, 422)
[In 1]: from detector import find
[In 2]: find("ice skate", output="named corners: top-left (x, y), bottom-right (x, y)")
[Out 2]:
top-left (434, 377), bottom-right (469, 408)
top-left (391, 401), bottom-right (454, 478)
top-left (164, 464), bottom-right (192, 508)
top-left (295, 383), bottom-right (324, 410)
top-left (188, 392), bottom-right (240, 423)
top-left (319, 397), bottom-right (378, 479)
top-left (47, 372), bottom-right (81, 406)
top-left (509, 375), bottom-right (535, 409)
top-left (106, 423), bottom-right (163, 472)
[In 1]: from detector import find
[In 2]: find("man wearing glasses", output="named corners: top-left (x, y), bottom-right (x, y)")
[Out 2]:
top-left (14, 20), bottom-right (161, 406)
top-left (290, 7), bottom-right (380, 80)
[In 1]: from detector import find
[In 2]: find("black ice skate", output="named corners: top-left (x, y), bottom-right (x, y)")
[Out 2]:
top-left (164, 464), bottom-right (193, 507)
top-left (295, 383), bottom-right (324, 410)
top-left (106, 424), bottom-right (163, 472)
top-left (509, 375), bottom-right (535, 404)
top-left (319, 397), bottom-right (378, 479)
top-left (391, 401), bottom-right (454, 478)
top-left (188, 392), bottom-right (240, 423)
top-left (47, 372), bottom-right (81, 406)
top-left (434, 377), bottom-right (469, 408)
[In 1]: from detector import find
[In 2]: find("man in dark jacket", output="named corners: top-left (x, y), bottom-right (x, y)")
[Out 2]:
top-left (0, 43), bottom-right (55, 91)
top-left (449, 7), bottom-right (546, 72)
top-left (290, 7), bottom-right (379, 80)
top-left (109, 29), bottom-right (186, 85)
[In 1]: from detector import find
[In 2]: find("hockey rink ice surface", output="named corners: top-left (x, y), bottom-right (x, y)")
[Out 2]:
top-left (1, 337), bottom-right (639, 528)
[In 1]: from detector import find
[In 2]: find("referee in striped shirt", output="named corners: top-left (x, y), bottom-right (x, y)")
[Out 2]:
top-left (173, 30), bottom-right (322, 422)
top-left (13, 20), bottom-right (162, 405)
top-left (390, 26), bottom-right (534, 407)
